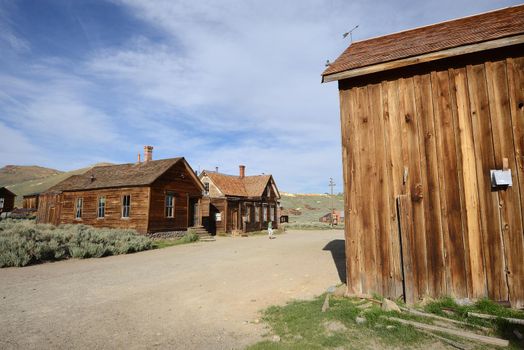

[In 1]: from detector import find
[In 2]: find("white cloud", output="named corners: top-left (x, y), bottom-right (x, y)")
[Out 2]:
top-left (1, 0), bottom-right (520, 191)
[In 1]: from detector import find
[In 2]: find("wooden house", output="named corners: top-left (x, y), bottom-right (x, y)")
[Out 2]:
top-left (319, 210), bottom-right (341, 225)
top-left (199, 165), bottom-right (280, 234)
top-left (322, 5), bottom-right (524, 307)
top-left (37, 147), bottom-right (204, 234)
top-left (0, 187), bottom-right (16, 213)
top-left (22, 193), bottom-right (40, 210)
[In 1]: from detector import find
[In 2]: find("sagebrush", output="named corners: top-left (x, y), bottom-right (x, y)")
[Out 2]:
top-left (0, 219), bottom-right (152, 267)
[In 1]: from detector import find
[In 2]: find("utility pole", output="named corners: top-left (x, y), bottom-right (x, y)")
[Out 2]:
top-left (329, 178), bottom-right (336, 228)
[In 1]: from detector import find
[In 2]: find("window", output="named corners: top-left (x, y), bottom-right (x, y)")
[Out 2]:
top-left (122, 195), bottom-right (131, 218)
top-left (266, 186), bottom-right (271, 198)
top-left (263, 205), bottom-right (268, 222)
top-left (270, 205), bottom-right (275, 222)
top-left (255, 205), bottom-right (260, 222)
top-left (165, 193), bottom-right (175, 218)
top-left (75, 198), bottom-right (83, 219)
top-left (0, 197), bottom-right (4, 209)
top-left (203, 182), bottom-right (209, 194)
top-left (97, 197), bottom-right (106, 218)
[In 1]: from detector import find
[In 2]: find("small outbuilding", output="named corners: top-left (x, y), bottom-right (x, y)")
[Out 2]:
top-left (22, 193), bottom-right (40, 210)
top-left (0, 187), bottom-right (16, 214)
top-left (322, 5), bottom-right (524, 307)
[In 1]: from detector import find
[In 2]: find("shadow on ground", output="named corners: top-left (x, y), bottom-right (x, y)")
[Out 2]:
top-left (323, 239), bottom-right (346, 283)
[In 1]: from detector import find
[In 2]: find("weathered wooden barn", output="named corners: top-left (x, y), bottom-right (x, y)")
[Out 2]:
top-left (199, 166), bottom-right (280, 234)
top-left (37, 148), bottom-right (204, 234)
top-left (0, 187), bottom-right (16, 213)
top-left (22, 193), bottom-right (40, 210)
top-left (322, 5), bottom-right (524, 307)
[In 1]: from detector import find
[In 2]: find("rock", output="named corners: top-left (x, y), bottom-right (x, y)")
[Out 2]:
top-left (455, 298), bottom-right (473, 306)
top-left (381, 298), bottom-right (401, 312)
top-left (321, 294), bottom-right (330, 312)
top-left (355, 316), bottom-right (366, 324)
top-left (293, 335), bottom-right (303, 341)
top-left (333, 284), bottom-right (347, 297)
top-left (418, 296), bottom-right (435, 307)
top-left (253, 319), bottom-right (260, 324)
top-left (514, 329), bottom-right (523, 340)
top-left (386, 325), bottom-right (396, 330)
top-left (271, 335), bottom-right (281, 342)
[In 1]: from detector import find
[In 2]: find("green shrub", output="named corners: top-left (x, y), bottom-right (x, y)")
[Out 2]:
top-left (0, 219), bottom-right (152, 267)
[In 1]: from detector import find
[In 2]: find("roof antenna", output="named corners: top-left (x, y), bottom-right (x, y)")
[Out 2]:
top-left (342, 25), bottom-right (359, 43)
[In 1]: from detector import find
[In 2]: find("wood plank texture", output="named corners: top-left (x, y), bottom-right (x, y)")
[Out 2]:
top-left (338, 48), bottom-right (524, 306)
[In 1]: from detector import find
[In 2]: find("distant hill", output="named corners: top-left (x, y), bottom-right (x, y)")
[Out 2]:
top-left (0, 165), bottom-right (62, 187)
top-left (3, 163), bottom-right (113, 207)
top-left (279, 193), bottom-right (344, 225)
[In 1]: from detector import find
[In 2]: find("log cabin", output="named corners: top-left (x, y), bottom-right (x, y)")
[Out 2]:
top-left (322, 5), bottom-right (524, 307)
top-left (199, 165), bottom-right (280, 234)
top-left (0, 187), bottom-right (16, 214)
top-left (37, 147), bottom-right (204, 234)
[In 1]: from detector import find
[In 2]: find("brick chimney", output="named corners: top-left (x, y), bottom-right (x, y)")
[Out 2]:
top-left (239, 165), bottom-right (245, 179)
top-left (144, 146), bottom-right (153, 162)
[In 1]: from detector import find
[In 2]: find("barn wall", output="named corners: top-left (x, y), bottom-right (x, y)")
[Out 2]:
top-left (339, 53), bottom-right (524, 307)
top-left (58, 187), bottom-right (150, 233)
top-left (23, 196), bottom-right (39, 210)
top-left (36, 193), bottom-right (63, 226)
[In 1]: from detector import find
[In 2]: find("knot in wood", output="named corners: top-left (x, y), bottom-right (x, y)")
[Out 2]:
top-left (404, 114), bottom-right (411, 122)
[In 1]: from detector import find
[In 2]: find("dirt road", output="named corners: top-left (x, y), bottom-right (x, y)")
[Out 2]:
top-left (0, 230), bottom-right (345, 349)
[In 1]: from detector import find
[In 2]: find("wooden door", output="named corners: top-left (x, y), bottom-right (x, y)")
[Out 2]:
top-left (232, 210), bottom-right (238, 230)
top-left (193, 201), bottom-right (199, 226)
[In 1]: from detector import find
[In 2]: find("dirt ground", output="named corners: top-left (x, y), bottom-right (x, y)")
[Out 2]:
top-left (0, 230), bottom-right (345, 349)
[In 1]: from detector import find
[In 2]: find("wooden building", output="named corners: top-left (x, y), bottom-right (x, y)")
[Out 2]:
top-left (0, 187), bottom-right (16, 214)
top-left (37, 148), bottom-right (204, 234)
top-left (319, 210), bottom-right (341, 225)
top-left (199, 165), bottom-right (280, 234)
top-left (322, 6), bottom-right (524, 307)
top-left (22, 193), bottom-right (40, 210)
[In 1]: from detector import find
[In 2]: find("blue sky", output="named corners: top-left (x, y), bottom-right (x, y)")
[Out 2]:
top-left (0, 0), bottom-right (520, 193)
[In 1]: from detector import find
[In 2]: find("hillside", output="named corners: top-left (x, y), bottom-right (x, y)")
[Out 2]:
top-left (279, 193), bottom-right (345, 227)
top-left (4, 164), bottom-right (112, 207)
top-left (0, 165), bottom-right (62, 187)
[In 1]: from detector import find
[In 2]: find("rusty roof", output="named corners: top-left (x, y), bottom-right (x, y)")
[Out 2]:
top-left (46, 158), bottom-right (183, 192)
top-left (202, 171), bottom-right (276, 198)
top-left (322, 5), bottom-right (524, 79)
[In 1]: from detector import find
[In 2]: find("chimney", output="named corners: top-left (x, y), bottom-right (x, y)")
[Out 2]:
top-left (144, 145), bottom-right (153, 162)
top-left (239, 165), bottom-right (245, 179)
top-left (215, 166), bottom-right (219, 173)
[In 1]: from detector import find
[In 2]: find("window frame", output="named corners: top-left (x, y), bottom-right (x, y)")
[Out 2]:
top-left (0, 197), bottom-right (4, 209)
top-left (165, 192), bottom-right (175, 218)
top-left (270, 205), bottom-right (275, 222)
top-left (97, 196), bottom-right (106, 219)
top-left (263, 205), bottom-right (268, 222)
top-left (75, 197), bottom-right (83, 220)
top-left (122, 194), bottom-right (131, 219)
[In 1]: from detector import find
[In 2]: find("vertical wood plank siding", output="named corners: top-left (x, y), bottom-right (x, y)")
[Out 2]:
top-left (339, 54), bottom-right (524, 307)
